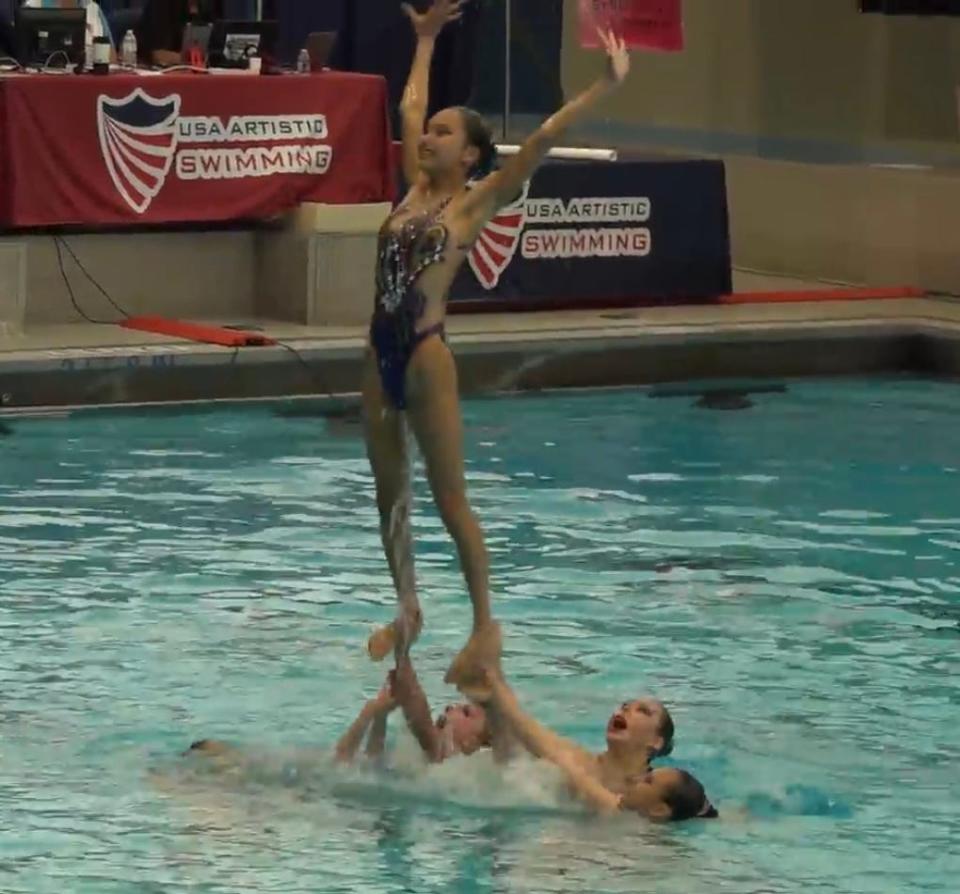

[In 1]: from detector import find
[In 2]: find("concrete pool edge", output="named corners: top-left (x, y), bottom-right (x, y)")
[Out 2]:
top-left (1, 300), bottom-right (959, 410)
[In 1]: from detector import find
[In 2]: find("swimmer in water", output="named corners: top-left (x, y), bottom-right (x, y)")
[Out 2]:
top-left (334, 677), bottom-right (400, 763)
top-left (363, 0), bottom-right (632, 693)
top-left (462, 667), bottom-right (718, 822)
top-left (178, 679), bottom-right (400, 776)
top-left (181, 656), bottom-right (509, 775)
top-left (467, 670), bottom-right (677, 796)
top-left (390, 651), bottom-right (512, 763)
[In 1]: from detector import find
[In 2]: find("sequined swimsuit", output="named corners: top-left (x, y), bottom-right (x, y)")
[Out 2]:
top-left (369, 198), bottom-right (452, 410)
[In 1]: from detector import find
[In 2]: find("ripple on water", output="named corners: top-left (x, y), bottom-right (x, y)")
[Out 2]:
top-left (0, 380), bottom-right (958, 894)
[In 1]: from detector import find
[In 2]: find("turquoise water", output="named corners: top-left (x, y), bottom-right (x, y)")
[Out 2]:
top-left (1, 378), bottom-right (958, 893)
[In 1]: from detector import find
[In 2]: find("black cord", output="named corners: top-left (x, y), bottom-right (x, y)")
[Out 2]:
top-left (54, 237), bottom-right (118, 325)
top-left (53, 234), bottom-right (333, 393)
top-left (219, 331), bottom-right (333, 395)
top-left (56, 237), bottom-right (133, 319)
top-left (273, 339), bottom-right (333, 397)
top-left (42, 50), bottom-right (72, 71)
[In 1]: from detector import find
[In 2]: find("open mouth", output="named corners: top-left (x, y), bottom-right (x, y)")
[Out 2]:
top-left (609, 714), bottom-right (627, 732)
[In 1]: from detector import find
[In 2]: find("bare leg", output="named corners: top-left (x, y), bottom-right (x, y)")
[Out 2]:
top-left (362, 352), bottom-right (422, 659)
top-left (405, 337), bottom-right (500, 687)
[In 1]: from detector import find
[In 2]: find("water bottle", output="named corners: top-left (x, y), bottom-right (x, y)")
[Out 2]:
top-left (122, 30), bottom-right (138, 68)
top-left (296, 48), bottom-right (310, 74)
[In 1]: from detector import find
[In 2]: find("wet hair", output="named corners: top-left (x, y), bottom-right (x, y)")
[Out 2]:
top-left (663, 770), bottom-right (719, 822)
top-left (654, 706), bottom-right (675, 758)
top-left (182, 739), bottom-right (214, 756)
top-left (455, 106), bottom-right (497, 180)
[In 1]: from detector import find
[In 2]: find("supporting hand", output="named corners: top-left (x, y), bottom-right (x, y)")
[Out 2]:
top-left (372, 675), bottom-right (398, 714)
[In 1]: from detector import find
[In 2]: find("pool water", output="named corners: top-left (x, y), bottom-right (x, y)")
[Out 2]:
top-left (1, 377), bottom-right (958, 894)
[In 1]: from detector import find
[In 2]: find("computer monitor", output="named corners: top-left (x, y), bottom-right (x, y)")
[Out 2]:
top-left (209, 19), bottom-right (278, 69)
top-left (306, 31), bottom-right (338, 72)
top-left (15, 7), bottom-right (86, 69)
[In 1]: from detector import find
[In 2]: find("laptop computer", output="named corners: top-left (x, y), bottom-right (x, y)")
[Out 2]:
top-left (306, 31), bottom-right (338, 71)
top-left (209, 19), bottom-right (278, 69)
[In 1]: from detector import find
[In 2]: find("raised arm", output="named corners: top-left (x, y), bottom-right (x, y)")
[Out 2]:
top-left (335, 682), bottom-right (395, 763)
top-left (364, 680), bottom-right (398, 760)
top-left (392, 657), bottom-right (443, 762)
top-left (399, 0), bottom-right (465, 188)
top-left (457, 29), bottom-right (630, 233)
top-left (552, 750), bottom-right (622, 815)
top-left (485, 701), bottom-right (515, 765)
top-left (482, 670), bottom-right (592, 768)
top-left (479, 671), bottom-right (619, 813)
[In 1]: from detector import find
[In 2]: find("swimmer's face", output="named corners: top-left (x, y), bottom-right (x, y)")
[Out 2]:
top-left (181, 738), bottom-right (241, 769)
top-left (436, 702), bottom-right (489, 756)
top-left (606, 698), bottom-right (669, 756)
top-left (620, 768), bottom-right (682, 821)
top-left (418, 108), bottom-right (479, 177)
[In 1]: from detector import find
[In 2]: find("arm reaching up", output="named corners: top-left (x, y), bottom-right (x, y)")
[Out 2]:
top-left (398, 0), bottom-right (466, 187)
top-left (455, 28), bottom-right (630, 235)
top-left (392, 656), bottom-right (444, 762)
top-left (335, 679), bottom-right (396, 763)
top-left (364, 679), bottom-right (398, 760)
top-left (472, 669), bottom-right (594, 768)
top-left (471, 669), bottom-right (620, 814)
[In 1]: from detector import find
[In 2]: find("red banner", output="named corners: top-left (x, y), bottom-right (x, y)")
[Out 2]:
top-left (579, 0), bottom-right (684, 52)
top-left (0, 72), bottom-right (396, 228)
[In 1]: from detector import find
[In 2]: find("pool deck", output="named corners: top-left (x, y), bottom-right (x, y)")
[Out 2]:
top-left (2, 272), bottom-right (959, 410)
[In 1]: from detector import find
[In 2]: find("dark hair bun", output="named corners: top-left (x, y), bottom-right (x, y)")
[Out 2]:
top-left (456, 106), bottom-right (498, 179)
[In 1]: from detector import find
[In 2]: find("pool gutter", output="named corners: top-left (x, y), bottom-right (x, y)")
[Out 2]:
top-left (1, 302), bottom-right (959, 411)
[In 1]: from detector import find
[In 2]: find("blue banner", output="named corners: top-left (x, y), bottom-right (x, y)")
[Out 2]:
top-left (450, 159), bottom-right (732, 308)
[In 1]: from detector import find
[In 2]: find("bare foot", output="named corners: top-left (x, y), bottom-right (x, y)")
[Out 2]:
top-left (367, 605), bottom-right (422, 661)
top-left (367, 624), bottom-right (396, 662)
top-left (444, 622), bottom-right (502, 698)
top-left (456, 665), bottom-right (497, 703)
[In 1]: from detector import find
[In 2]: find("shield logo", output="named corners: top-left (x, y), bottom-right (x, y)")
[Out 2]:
top-left (97, 89), bottom-right (181, 214)
top-left (467, 180), bottom-right (529, 290)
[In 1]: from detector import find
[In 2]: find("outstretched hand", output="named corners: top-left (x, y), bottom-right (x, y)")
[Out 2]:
top-left (372, 674), bottom-right (398, 713)
top-left (402, 0), bottom-right (465, 39)
top-left (597, 28), bottom-right (630, 86)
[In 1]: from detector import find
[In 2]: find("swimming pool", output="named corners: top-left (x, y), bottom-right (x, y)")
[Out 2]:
top-left (1, 377), bottom-right (957, 893)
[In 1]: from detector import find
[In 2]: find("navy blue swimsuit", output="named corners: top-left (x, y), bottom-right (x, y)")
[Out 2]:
top-left (369, 199), bottom-right (452, 410)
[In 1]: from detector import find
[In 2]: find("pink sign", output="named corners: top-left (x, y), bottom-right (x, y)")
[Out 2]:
top-left (579, 0), bottom-right (684, 52)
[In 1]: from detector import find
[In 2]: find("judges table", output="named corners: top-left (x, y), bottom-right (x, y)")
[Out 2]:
top-left (0, 71), bottom-right (396, 228)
